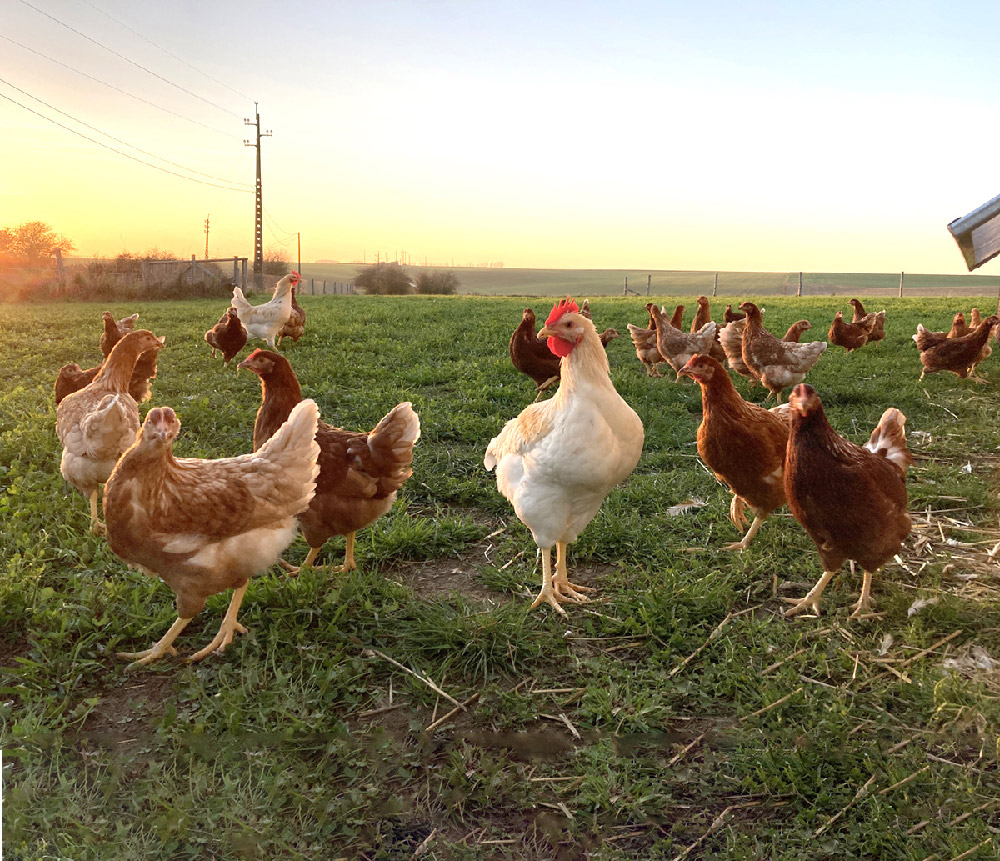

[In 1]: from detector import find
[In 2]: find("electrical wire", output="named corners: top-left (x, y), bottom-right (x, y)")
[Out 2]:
top-left (0, 88), bottom-right (252, 192)
top-left (0, 33), bottom-right (236, 138)
top-left (0, 76), bottom-right (253, 189)
top-left (263, 207), bottom-right (296, 238)
top-left (78, 0), bottom-right (253, 102)
top-left (18, 0), bottom-right (242, 118)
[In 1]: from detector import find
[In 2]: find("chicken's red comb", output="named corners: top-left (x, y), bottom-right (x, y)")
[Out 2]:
top-left (546, 297), bottom-right (579, 327)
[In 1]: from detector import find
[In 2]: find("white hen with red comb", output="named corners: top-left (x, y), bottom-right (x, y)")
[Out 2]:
top-left (485, 298), bottom-right (644, 612)
top-left (231, 271), bottom-right (300, 348)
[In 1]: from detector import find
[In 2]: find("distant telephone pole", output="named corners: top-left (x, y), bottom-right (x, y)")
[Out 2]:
top-left (243, 104), bottom-right (271, 285)
top-left (203, 214), bottom-right (210, 259)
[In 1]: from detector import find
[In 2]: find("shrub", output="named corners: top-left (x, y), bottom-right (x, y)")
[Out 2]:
top-left (355, 262), bottom-right (414, 295)
top-left (414, 270), bottom-right (459, 295)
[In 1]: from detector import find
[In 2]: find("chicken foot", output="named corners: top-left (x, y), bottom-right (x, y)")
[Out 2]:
top-left (553, 541), bottom-right (594, 602)
top-left (118, 616), bottom-right (193, 669)
top-left (723, 514), bottom-right (766, 552)
top-left (187, 582), bottom-right (250, 662)
top-left (783, 569), bottom-right (837, 618)
top-left (530, 543), bottom-right (592, 613)
top-left (849, 569), bottom-right (875, 618)
top-left (280, 533), bottom-right (357, 576)
top-left (89, 489), bottom-right (106, 536)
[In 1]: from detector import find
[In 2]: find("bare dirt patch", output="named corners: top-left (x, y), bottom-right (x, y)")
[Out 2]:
top-left (76, 673), bottom-right (176, 751)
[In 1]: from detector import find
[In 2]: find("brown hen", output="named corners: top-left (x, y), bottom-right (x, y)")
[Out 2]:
top-left (205, 307), bottom-right (248, 365)
top-left (240, 349), bottom-right (420, 574)
top-left (678, 354), bottom-right (790, 550)
top-left (783, 384), bottom-right (912, 618)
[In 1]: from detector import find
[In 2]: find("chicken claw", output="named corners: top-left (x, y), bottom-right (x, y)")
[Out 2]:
top-left (848, 570), bottom-right (875, 619)
top-left (187, 583), bottom-right (250, 662)
top-left (117, 617), bottom-right (192, 669)
top-left (782, 569), bottom-right (836, 618)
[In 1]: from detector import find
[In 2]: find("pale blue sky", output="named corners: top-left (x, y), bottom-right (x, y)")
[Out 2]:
top-left (2, 0), bottom-right (998, 273)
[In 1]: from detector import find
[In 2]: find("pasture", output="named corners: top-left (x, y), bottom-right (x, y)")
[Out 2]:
top-left (2, 294), bottom-right (999, 859)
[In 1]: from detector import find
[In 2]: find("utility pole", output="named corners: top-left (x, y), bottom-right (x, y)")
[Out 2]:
top-left (243, 103), bottom-right (271, 287)
top-left (203, 214), bottom-right (210, 259)
top-left (297, 232), bottom-right (301, 276)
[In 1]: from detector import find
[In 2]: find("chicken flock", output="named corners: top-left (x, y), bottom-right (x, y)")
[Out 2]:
top-left (51, 284), bottom-right (997, 668)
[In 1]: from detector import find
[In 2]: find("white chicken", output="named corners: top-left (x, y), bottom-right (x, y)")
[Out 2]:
top-left (231, 271), bottom-right (301, 348)
top-left (56, 330), bottom-right (166, 534)
top-left (485, 298), bottom-right (644, 612)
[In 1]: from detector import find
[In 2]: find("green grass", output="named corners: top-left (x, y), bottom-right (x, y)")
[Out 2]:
top-left (300, 262), bottom-right (1000, 299)
top-left (2, 294), bottom-right (1000, 859)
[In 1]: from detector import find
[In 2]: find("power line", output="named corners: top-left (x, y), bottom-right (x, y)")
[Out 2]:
top-left (78, 0), bottom-right (253, 102)
top-left (0, 88), bottom-right (252, 193)
top-left (0, 33), bottom-right (235, 138)
top-left (18, 0), bottom-right (242, 118)
top-left (0, 76), bottom-right (253, 189)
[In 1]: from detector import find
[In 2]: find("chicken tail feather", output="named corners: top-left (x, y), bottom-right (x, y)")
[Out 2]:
top-left (361, 402), bottom-right (421, 493)
top-left (865, 407), bottom-right (913, 474)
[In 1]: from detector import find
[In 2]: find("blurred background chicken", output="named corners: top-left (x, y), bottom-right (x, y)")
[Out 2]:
top-left (627, 303), bottom-right (665, 377)
top-left (56, 330), bottom-right (165, 533)
top-left (918, 315), bottom-right (998, 381)
top-left (231, 271), bottom-right (300, 347)
top-left (240, 350), bottom-right (420, 574)
top-left (782, 320), bottom-right (812, 342)
top-left (485, 298), bottom-right (643, 612)
top-left (828, 310), bottom-right (876, 352)
top-left (690, 295), bottom-right (727, 363)
top-left (99, 311), bottom-right (139, 357)
top-left (649, 303), bottom-right (717, 378)
top-left (204, 306), bottom-right (248, 366)
top-left (277, 286), bottom-right (306, 346)
top-left (739, 302), bottom-right (826, 401)
top-left (104, 400), bottom-right (320, 667)
top-left (510, 306), bottom-right (617, 395)
top-left (783, 384), bottom-right (912, 618)
top-left (678, 354), bottom-right (790, 550)
top-left (55, 344), bottom-right (159, 407)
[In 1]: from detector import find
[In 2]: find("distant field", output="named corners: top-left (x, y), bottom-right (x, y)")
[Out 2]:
top-left (301, 261), bottom-right (1000, 299)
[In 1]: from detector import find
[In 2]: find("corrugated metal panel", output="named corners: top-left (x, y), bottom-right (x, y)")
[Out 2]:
top-left (948, 193), bottom-right (1000, 271)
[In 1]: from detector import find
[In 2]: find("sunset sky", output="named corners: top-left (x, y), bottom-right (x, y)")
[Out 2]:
top-left (2, 0), bottom-right (999, 274)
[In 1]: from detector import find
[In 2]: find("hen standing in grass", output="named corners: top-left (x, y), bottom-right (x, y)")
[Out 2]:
top-left (231, 271), bottom-right (300, 348)
top-left (204, 307), bottom-right (248, 365)
top-left (782, 320), bottom-right (812, 342)
top-left (627, 303), bottom-right (665, 377)
top-left (103, 400), bottom-right (320, 667)
top-left (829, 311), bottom-right (876, 352)
top-left (240, 350), bottom-right (420, 574)
top-left (56, 330), bottom-right (165, 534)
top-left (739, 302), bottom-right (826, 401)
top-left (55, 344), bottom-right (160, 407)
top-left (678, 354), bottom-right (790, 550)
top-left (485, 298), bottom-right (643, 612)
top-left (918, 315), bottom-right (999, 381)
top-left (782, 384), bottom-right (912, 618)
top-left (649, 303), bottom-right (717, 378)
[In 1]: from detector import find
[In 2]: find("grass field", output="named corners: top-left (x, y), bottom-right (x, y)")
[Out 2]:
top-left (299, 262), bottom-right (1000, 300)
top-left (2, 294), bottom-right (1000, 859)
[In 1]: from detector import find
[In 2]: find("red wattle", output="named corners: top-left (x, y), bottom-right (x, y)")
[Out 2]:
top-left (547, 336), bottom-right (574, 358)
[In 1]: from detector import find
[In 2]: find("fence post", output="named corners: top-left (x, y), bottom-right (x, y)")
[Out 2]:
top-left (796, 272), bottom-right (802, 297)
top-left (899, 271), bottom-right (904, 298)
top-left (647, 274), bottom-right (651, 295)
top-left (713, 272), bottom-right (718, 297)
top-left (623, 276), bottom-right (628, 296)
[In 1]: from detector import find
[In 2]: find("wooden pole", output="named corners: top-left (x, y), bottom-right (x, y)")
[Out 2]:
top-left (899, 271), bottom-right (904, 298)
top-left (796, 272), bottom-right (802, 298)
top-left (647, 274), bottom-right (651, 295)
top-left (713, 272), bottom-right (718, 297)
top-left (623, 275), bottom-right (628, 296)
top-left (297, 232), bottom-right (301, 276)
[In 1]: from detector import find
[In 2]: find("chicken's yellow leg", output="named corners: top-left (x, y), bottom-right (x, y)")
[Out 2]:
top-left (89, 489), bottom-right (106, 536)
top-left (339, 532), bottom-right (357, 572)
top-left (552, 541), bottom-right (594, 602)
top-left (118, 616), bottom-right (193, 669)
top-left (280, 546), bottom-right (321, 577)
top-left (723, 514), bottom-right (766, 552)
top-left (849, 569), bottom-right (875, 618)
top-left (783, 569), bottom-right (837, 618)
top-left (529, 547), bottom-right (566, 614)
top-left (188, 583), bottom-right (250, 662)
